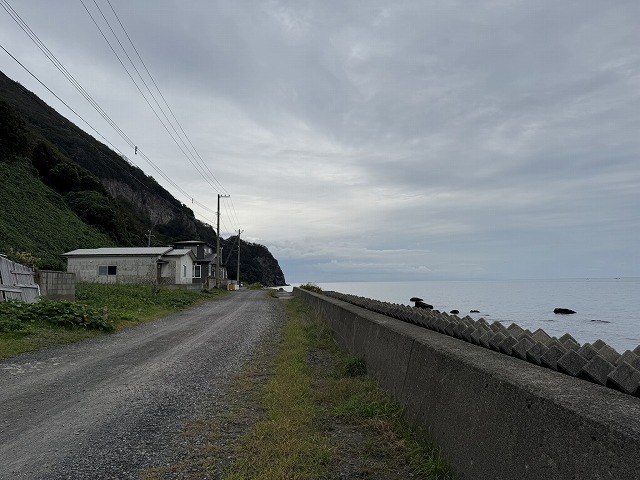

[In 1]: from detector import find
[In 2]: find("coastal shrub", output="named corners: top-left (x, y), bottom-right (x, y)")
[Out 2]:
top-left (299, 282), bottom-right (323, 294)
top-left (0, 299), bottom-right (114, 332)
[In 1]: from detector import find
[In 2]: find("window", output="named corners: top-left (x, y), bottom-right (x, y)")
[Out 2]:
top-left (183, 265), bottom-right (187, 277)
top-left (193, 264), bottom-right (201, 278)
top-left (98, 265), bottom-right (117, 276)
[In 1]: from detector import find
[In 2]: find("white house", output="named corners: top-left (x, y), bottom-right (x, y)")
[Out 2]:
top-left (62, 247), bottom-right (196, 285)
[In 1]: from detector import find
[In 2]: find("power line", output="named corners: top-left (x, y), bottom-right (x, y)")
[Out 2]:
top-left (0, 43), bottom-right (217, 228)
top-left (83, 0), bottom-right (240, 220)
top-left (0, 42), bottom-right (215, 228)
top-left (0, 1), bottom-right (223, 226)
top-left (104, 0), bottom-right (230, 197)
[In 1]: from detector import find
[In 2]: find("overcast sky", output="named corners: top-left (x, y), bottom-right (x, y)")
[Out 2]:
top-left (1, 1), bottom-right (639, 283)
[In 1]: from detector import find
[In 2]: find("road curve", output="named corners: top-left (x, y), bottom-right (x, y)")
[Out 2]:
top-left (0, 289), bottom-right (283, 479)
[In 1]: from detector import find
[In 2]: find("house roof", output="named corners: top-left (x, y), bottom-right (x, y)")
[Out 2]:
top-left (63, 247), bottom-right (173, 257)
top-left (174, 240), bottom-right (215, 248)
top-left (163, 248), bottom-right (196, 259)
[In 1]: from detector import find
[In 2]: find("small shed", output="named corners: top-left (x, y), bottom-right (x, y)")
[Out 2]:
top-left (62, 247), bottom-right (195, 285)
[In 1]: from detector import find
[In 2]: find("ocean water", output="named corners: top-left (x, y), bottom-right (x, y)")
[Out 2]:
top-left (288, 278), bottom-right (640, 353)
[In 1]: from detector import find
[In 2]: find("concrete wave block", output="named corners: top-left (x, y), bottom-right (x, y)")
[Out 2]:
top-left (445, 321), bottom-right (458, 337)
top-left (634, 345), bottom-right (640, 356)
top-left (490, 321), bottom-right (506, 333)
top-left (507, 323), bottom-right (525, 339)
top-left (592, 339), bottom-right (607, 350)
top-left (470, 325), bottom-right (489, 346)
top-left (498, 335), bottom-right (519, 355)
top-left (597, 344), bottom-right (621, 365)
top-left (526, 342), bottom-right (548, 366)
top-left (407, 311), bottom-right (423, 325)
top-left (488, 331), bottom-right (507, 352)
top-left (413, 316), bottom-right (429, 329)
top-left (434, 318), bottom-right (448, 334)
top-left (546, 338), bottom-right (562, 350)
top-left (420, 316), bottom-right (436, 330)
top-left (426, 317), bottom-right (439, 330)
top-left (607, 362), bottom-right (640, 396)
top-left (582, 355), bottom-right (616, 386)
top-left (511, 336), bottom-right (536, 361)
top-left (616, 350), bottom-right (640, 369)
top-left (557, 350), bottom-right (589, 377)
top-left (577, 343), bottom-right (599, 361)
top-left (532, 328), bottom-right (551, 345)
top-left (479, 330), bottom-right (493, 349)
top-left (453, 322), bottom-right (468, 340)
top-left (541, 344), bottom-right (568, 371)
top-left (461, 324), bottom-right (478, 343)
top-left (559, 333), bottom-right (578, 346)
top-left (476, 318), bottom-right (490, 329)
top-left (559, 334), bottom-right (580, 351)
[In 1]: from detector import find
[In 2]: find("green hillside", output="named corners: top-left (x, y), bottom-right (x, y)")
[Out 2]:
top-left (0, 157), bottom-right (115, 269)
top-left (0, 71), bottom-right (286, 285)
top-left (1, 99), bottom-right (115, 269)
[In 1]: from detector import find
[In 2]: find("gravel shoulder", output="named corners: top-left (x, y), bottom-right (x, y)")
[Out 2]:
top-left (0, 289), bottom-right (284, 480)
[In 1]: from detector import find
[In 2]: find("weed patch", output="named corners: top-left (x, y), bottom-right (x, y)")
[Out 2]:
top-left (227, 297), bottom-right (452, 479)
top-left (0, 283), bottom-right (227, 359)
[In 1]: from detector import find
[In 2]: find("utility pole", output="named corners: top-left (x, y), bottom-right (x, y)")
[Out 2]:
top-left (145, 229), bottom-right (155, 247)
top-left (236, 229), bottom-right (243, 288)
top-left (216, 194), bottom-right (230, 288)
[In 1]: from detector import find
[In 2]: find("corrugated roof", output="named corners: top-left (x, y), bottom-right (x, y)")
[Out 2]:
top-left (163, 248), bottom-right (194, 257)
top-left (63, 247), bottom-right (173, 256)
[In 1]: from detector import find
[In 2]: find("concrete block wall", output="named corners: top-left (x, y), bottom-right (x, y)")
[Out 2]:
top-left (37, 271), bottom-right (75, 301)
top-left (323, 291), bottom-right (640, 398)
top-left (294, 287), bottom-right (640, 480)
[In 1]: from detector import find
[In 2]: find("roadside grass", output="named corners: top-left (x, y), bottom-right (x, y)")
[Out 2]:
top-left (226, 298), bottom-right (333, 479)
top-left (0, 283), bottom-right (227, 359)
top-left (224, 297), bottom-right (452, 480)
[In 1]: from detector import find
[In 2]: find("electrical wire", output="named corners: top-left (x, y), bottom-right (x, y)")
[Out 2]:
top-left (84, 0), bottom-right (239, 218)
top-left (0, 42), bottom-right (216, 228)
top-left (0, 1), bottom-right (228, 230)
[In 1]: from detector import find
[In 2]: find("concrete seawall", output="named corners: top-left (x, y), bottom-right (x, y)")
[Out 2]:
top-left (294, 287), bottom-right (640, 480)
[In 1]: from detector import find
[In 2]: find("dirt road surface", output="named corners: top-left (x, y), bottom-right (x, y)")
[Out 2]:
top-left (0, 290), bottom-right (283, 479)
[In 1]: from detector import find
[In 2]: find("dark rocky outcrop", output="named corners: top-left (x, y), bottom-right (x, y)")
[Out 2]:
top-left (414, 301), bottom-right (433, 310)
top-left (554, 308), bottom-right (577, 315)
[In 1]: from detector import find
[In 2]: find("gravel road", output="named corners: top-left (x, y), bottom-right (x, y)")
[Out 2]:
top-left (0, 289), bottom-right (283, 480)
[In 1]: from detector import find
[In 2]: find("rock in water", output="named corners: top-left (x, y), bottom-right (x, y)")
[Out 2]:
top-left (554, 308), bottom-right (576, 314)
top-left (415, 301), bottom-right (433, 310)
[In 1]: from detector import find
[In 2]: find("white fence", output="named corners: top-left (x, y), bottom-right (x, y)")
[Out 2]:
top-left (0, 255), bottom-right (40, 303)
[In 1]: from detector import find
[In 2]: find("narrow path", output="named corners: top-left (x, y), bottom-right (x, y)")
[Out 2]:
top-left (0, 290), bottom-right (283, 480)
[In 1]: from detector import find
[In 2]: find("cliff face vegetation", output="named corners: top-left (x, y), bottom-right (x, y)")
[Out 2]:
top-left (0, 71), bottom-right (286, 286)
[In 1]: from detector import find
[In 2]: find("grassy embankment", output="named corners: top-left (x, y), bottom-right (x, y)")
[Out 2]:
top-left (146, 294), bottom-right (452, 479)
top-left (228, 297), bottom-right (452, 479)
top-left (0, 282), bottom-right (226, 359)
